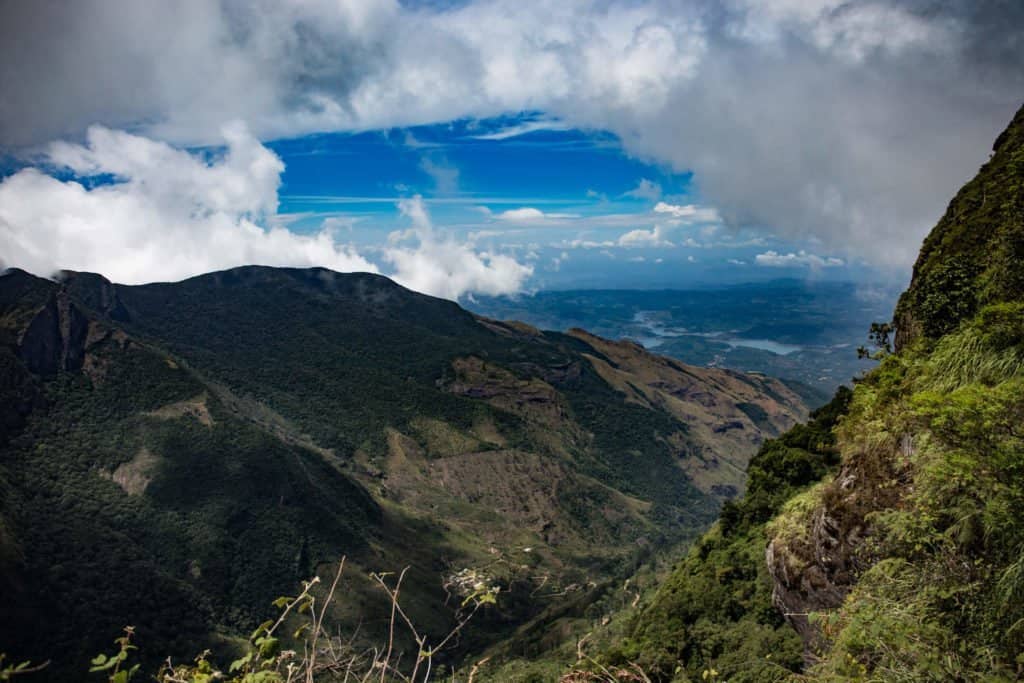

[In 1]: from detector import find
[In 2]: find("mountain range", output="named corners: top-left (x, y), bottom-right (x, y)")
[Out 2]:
top-left (0, 263), bottom-right (809, 679)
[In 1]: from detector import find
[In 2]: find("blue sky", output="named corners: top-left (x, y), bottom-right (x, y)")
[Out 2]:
top-left (267, 114), bottom-right (868, 291)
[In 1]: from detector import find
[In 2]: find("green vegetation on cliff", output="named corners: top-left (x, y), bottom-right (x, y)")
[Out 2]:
top-left (790, 303), bottom-right (1024, 680)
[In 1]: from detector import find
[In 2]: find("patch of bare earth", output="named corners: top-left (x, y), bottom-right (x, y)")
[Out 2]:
top-left (100, 446), bottom-right (160, 496)
top-left (144, 392), bottom-right (214, 427)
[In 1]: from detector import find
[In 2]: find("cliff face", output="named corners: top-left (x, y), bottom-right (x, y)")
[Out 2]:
top-left (19, 289), bottom-right (91, 375)
top-left (765, 432), bottom-right (907, 653)
top-left (576, 103), bottom-right (1024, 683)
top-left (0, 270), bottom-right (109, 443)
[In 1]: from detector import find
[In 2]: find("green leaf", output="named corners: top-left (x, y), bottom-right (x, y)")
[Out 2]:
top-left (257, 636), bottom-right (279, 658)
top-left (230, 652), bottom-right (253, 672)
top-left (250, 620), bottom-right (273, 640)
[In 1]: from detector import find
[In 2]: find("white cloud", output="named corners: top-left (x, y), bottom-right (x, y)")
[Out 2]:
top-left (623, 178), bottom-right (662, 201)
top-left (1, 0), bottom-right (1021, 269)
top-left (497, 207), bottom-right (546, 222)
top-left (384, 196), bottom-right (533, 299)
top-left (0, 126), bottom-right (530, 300)
top-left (0, 123), bottom-right (377, 285)
top-left (727, 258), bottom-right (747, 265)
top-left (562, 238), bottom-right (616, 249)
top-left (618, 224), bottom-right (675, 247)
top-left (754, 250), bottom-right (844, 268)
top-left (419, 156), bottom-right (460, 194)
top-left (494, 207), bottom-right (579, 223)
top-left (469, 116), bottom-right (569, 140)
top-left (653, 202), bottom-right (722, 223)
top-left (319, 216), bottom-right (358, 232)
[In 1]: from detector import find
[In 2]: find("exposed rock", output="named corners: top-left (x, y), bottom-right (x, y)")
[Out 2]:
top-left (565, 328), bottom-right (808, 498)
top-left (446, 356), bottom-right (571, 428)
top-left (18, 291), bottom-right (90, 376)
top-left (766, 437), bottom-right (911, 658)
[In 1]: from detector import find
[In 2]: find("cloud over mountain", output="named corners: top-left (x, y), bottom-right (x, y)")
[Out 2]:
top-left (0, 124), bottom-right (530, 299)
top-left (385, 196), bottom-right (534, 299)
top-left (0, 123), bottom-right (377, 284)
top-left (755, 250), bottom-right (844, 268)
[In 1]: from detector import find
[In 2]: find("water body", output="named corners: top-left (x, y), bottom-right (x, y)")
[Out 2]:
top-left (632, 310), bottom-right (804, 356)
top-left (722, 338), bottom-right (803, 355)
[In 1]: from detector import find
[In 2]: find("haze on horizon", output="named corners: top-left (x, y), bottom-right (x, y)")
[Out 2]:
top-left (1, 0), bottom-right (1022, 299)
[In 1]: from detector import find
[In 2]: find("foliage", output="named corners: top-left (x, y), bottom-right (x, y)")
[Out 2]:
top-left (2, 559), bottom-right (499, 682)
top-left (0, 655), bottom-right (48, 681)
top-left (800, 299), bottom-right (1024, 679)
top-left (856, 322), bottom-right (892, 360)
top-left (89, 628), bottom-right (141, 683)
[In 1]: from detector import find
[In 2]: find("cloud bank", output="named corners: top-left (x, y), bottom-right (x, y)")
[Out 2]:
top-left (1, 0), bottom-right (1022, 268)
top-left (0, 125), bottom-right (529, 299)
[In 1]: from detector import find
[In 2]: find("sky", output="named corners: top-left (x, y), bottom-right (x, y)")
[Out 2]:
top-left (0, 0), bottom-right (1022, 299)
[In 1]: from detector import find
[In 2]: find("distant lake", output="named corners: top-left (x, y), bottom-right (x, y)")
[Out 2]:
top-left (630, 311), bottom-right (804, 356)
top-left (722, 338), bottom-right (802, 355)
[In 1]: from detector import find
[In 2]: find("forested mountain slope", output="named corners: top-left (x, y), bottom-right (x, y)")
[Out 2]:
top-left (0, 265), bottom-right (807, 679)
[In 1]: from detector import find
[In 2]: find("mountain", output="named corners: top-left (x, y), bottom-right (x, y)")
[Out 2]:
top-left (0, 265), bottom-right (808, 678)
top-left (561, 104), bottom-right (1024, 682)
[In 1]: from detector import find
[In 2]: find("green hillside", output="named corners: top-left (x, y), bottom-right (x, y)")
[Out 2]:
top-left (0, 265), bottom-right (808, 680)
